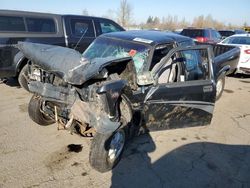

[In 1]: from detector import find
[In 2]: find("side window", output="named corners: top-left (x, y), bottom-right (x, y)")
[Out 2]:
top-left (0, 16), bottom-right (25, 31)
top-left (150, 44), bottom-right (174, 71)
top-left (157, 56), bottom-right (182, 84)
top-left (26, 17), bottom-right (56, 33)
top-left (181, 49), bottom-right (209, 81)
top-left (215, 31), bottom-right (222, 39)
top-left (70, 19), bottom-right (94, 37)
top-left (100, 20), bottom-right (123, 34)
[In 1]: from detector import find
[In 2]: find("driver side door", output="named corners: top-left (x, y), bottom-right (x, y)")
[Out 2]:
top-left (144, 45), bottom-right (216, 131)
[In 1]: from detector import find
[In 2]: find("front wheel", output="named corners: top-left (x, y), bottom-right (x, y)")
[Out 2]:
top-left (89, 128), bottom-right (126, 173)
top-left (89, 97), bottom-right (132, 172)
top-left (28, 95), bottom-right (54, 126)
top-left (216, 76), bottom-right (225, 101)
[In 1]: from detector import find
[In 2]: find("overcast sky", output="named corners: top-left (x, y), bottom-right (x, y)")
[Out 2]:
top-left (1, 0), bottom-right (249, 26)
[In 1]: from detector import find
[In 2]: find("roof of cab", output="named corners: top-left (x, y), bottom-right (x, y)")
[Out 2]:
top-left (101, 30), bottom-right (192, 46)
top-left (0, 9), bottom-right (117, 21)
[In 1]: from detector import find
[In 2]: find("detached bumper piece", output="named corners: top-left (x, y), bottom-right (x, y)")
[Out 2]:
top-left (28, 81), bottom-right (76, 104)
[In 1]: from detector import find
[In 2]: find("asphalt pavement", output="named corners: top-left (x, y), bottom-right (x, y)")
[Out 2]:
top-left (0, 76), bottom-right (250, 188)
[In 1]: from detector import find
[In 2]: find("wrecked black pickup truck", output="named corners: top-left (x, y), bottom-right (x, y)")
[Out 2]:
top-left (17, 30), bottom-right (240, 172)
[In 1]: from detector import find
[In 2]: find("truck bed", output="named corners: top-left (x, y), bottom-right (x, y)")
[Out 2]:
top-left (196, 42), bottom-right (240, 76)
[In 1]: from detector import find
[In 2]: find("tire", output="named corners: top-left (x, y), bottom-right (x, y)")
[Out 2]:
top-left (18, 64), bottom-right (29, 92)
top-left (89, 98), bottom-right (132, 173)
top-left (28, 95), bottom-right (54, 126)
top-left (216, 76), bottom-right (225, 101)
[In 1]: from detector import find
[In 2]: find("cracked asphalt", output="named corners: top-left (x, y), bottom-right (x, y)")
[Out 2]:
top-left (0, 76), bottom-right (250, 188)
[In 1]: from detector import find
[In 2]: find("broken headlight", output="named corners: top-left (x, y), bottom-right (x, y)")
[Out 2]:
top-left (29, 67), bottom-right (41, 82)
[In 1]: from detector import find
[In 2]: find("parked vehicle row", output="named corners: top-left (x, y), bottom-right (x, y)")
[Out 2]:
top-left (218, 29), bottom-right (247, 39)
top-left (0, 10), bottom-right (125, 91)
top-left (179, 28), bottom-right (250, 76)
top-left (179, 28), bottom-right (247, 43)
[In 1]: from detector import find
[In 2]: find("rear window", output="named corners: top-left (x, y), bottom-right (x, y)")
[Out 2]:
top-left (180, 29), bottom-right (204, 38)
top-left (0, 16), bottom-right (25, 32)
top-left (26, 17), bottom-right (56, 33)
top-left (100, 21), bottom-right (123, 34)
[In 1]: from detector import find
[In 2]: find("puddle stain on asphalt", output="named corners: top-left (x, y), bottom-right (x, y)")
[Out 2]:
top-left (19, 103), bottom-right (28, 113)
top-left (44, 144), bottom-right (83, 172)
top-left (224, 89), bottom-right (234, 93)
top-left (67, 144), bottom-right (83, 153)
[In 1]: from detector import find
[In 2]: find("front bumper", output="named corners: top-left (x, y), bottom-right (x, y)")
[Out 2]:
top-left (28, 81), bottom-right (76, 105)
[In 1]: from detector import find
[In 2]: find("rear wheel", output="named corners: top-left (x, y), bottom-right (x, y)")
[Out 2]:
top-left (216, 76), bottom-right (225, 101)
top-left (89, 97), bottom-right (132, 173)
top-left (28, 95), bottom-right (54, 126)
top-left (18, 64), bottom-right (29, 92)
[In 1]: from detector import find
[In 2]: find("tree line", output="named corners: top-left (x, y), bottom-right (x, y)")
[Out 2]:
top-left (82, 0), bottom-right (247, 31)
top-left (140, 14), bottom-right (245, 30)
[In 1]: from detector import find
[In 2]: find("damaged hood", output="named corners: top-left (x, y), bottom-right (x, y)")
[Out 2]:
top-left (17, 42), bottom-right (131, 85)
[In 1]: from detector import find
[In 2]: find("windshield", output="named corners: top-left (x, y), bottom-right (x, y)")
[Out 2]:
top-left (82, 37), bottom-right (150, 73)
top-left (222, 36), bottom-right (250, 45)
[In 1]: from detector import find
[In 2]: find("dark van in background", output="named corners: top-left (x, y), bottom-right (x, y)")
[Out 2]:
top-left (0, 10), bottom-right (124, 90)
top-left (180, 28), bottom-right (222, 44)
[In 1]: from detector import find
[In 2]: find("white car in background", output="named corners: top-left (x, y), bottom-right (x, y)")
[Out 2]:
top-left (219, 34), bottom-right (250, 74)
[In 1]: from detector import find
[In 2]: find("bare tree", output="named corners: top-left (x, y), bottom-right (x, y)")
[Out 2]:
top-left (140, 13), bottom-right (244, 30)
top-left (102, 9), bottom-right (116, 20)
top-left (161, 15), bottom-right (178, 30)
top-left (82, 9), bottom-right (89, 16)
top-left (117, 0), bottom-right (133, 27)
top-left (192, 15), bottom-right (205, 28)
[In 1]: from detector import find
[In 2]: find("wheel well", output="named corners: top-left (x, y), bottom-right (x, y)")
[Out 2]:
top-left (16, 58), bottom-right (29, 76)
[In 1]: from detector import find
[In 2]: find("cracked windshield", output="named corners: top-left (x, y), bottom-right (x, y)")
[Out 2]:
top-left (82, 37), bottom-right (150, 73)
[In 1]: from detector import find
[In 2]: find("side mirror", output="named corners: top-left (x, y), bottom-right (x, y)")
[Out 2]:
top-left (137, 71), bottom-right (154, 86)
